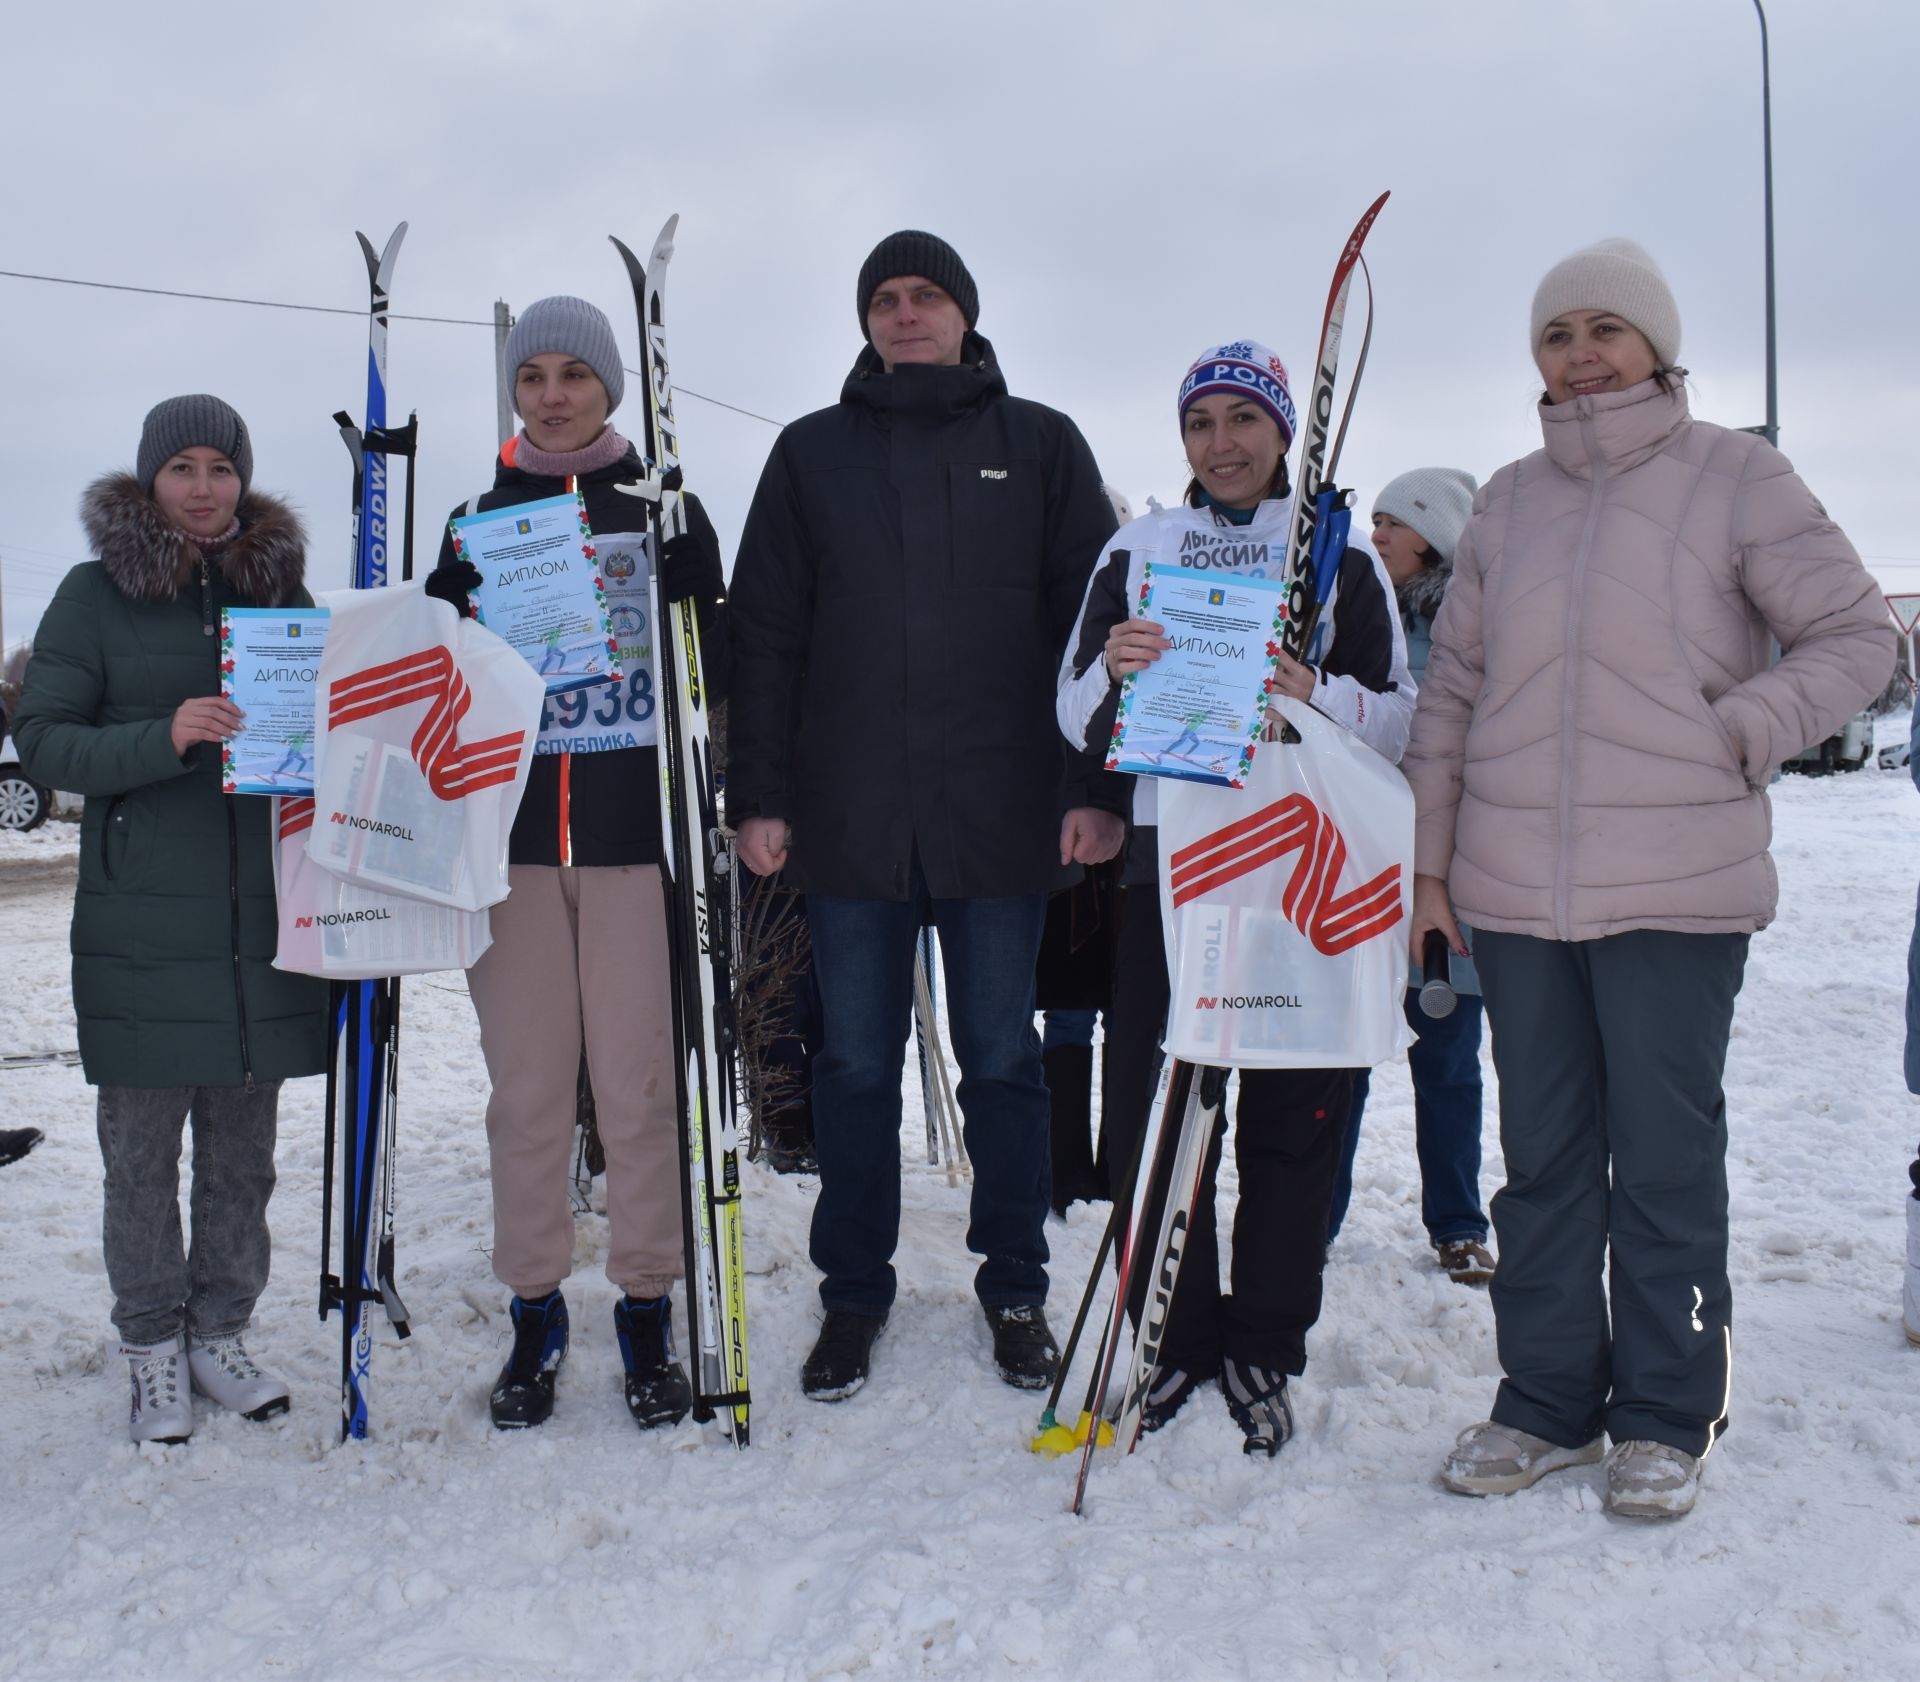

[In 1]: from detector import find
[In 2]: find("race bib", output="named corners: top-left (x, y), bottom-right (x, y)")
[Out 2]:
top-left (534, 530), bottom-right (658, 753)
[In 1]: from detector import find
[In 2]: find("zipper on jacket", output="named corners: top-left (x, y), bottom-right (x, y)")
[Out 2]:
top-left (100, 794), bottom-right (125, 881)
top-left (225, 798), bottom-right (257, 1092)
top-left (198, 557), bottom-right (215, 637)
top-left (1554, 411), bottom-right (1610, 942)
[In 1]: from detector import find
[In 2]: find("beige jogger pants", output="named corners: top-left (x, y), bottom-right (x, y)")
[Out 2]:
top-left (466, 863), bottom-right (684, 1299)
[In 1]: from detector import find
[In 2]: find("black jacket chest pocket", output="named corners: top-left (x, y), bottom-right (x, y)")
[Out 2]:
top-left (948, 462), bottom-right (1045, 590)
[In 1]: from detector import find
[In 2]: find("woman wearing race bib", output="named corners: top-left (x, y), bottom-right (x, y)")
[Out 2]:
top-left (13, 395), bottom-right (328, 1443)
top-left (1404, 239), bottom-right (1892, 1517)
top-left (1055, 341), bottom-right (1414, 1456)
top-left (427, 295), bottom-right (728, 1433)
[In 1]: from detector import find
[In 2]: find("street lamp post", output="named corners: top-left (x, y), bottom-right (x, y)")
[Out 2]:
top-left (1753, 0), bottom-right (1779, 447)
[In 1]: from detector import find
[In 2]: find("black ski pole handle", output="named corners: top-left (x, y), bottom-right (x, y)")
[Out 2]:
top-left (1418, 930), bottom-right (1457, 1020)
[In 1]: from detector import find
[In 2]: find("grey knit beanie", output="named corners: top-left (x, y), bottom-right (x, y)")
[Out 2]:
top-left (137, 394), bottom-right (253, 496)
top-left (1530, 237), bottom-right (1681, 368)
top-left (1372, 467), bottom-right (1478, 564)
top-left (857, 231), bottom-right (979, 338)
top-left (505, 296), bottom-right (625, 416)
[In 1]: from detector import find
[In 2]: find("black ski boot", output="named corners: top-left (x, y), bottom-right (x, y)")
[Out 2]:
top-left (985, 1304), bottom-right (1059, 1390)
top-left (489, 1291), bottom-right (568, 1430)
top-left (613, 1294), bottom-right (693, 1429)
top-left (0, 1127), bottom-right (44, 1167)
top-left (1139, 1364), bottom-right (1209, 1434)
top-left (801, 1310), bottom-right (887, 1401)
top-left (1223, 1356), bottom-right (1294, 1458)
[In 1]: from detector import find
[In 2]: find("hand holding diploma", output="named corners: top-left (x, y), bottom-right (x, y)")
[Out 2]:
top-left (1104, 617), bottom-right (1170, 681)
top-left (173, 696), bottom-right (244, 758)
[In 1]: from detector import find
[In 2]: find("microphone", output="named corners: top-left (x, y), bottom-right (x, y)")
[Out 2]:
top-left (1418, 930), bottom-right (1457, 1020)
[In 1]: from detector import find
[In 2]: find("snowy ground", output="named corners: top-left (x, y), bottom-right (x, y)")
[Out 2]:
top-left (3, 754), bottom-right (1918, 1682)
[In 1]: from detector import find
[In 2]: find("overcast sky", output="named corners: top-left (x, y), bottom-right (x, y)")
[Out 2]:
top-left (3, 0), bottom-right (1915, 650)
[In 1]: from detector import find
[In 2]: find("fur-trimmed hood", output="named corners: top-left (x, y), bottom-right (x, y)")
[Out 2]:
top-left (1396, 555), bottom-right (1453, 625)
top-left (80, 472), bottom-right (307, 607)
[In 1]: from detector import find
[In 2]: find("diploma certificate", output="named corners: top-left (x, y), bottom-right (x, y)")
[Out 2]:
top-left (454, 492), bottom-right (622, 696)
top-left (1105, 561), bottom-right (1288, 788)
top-left (220, 608), bottom-right (328, 794)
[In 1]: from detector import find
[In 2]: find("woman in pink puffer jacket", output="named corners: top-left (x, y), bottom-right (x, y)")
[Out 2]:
top-left (1403, 238), bottom-right (1894, 1519)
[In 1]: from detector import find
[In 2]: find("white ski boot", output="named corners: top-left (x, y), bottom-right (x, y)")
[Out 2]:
top-left (1903, 1194), bottom-right (1920, 1346)
top-left (189, 1330), bottom-right (291, 1420)
top-left (123, 1337), bottom-right (194, 1445)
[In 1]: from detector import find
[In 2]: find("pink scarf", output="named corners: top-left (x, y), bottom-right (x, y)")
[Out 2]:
top-left (513, 425), bottom-right (630, 480)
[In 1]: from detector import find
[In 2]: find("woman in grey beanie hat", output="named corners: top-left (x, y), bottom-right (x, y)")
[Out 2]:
top-left (1325, 463), bottom-right (1495, 1287)
top-left (426, 285), bottom-right (730, 1436)
top-left (1402, 237), bottom-right (1894, 1518)
top-left (10, 394), bottom-right (325, 1444)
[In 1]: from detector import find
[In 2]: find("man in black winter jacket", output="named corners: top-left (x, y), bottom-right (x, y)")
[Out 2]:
top-left (729, 230), bottom-right (1123, 1400)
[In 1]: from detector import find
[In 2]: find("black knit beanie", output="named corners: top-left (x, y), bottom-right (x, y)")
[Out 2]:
top-left (856, 231), bottom-right (979, 340)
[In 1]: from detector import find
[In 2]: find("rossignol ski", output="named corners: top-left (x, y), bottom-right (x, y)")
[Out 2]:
top-left (1065, 194), bottom-right (1389, 1512)
top-left (1279, 190), bottom-right (1388, 663)
top-left (318, 222), bottom-right (419, 1442)
top-left (611, 216), bottom-right (750, 1448)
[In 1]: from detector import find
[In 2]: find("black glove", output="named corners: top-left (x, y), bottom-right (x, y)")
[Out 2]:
top-left (657, 530), bottom-right (714, 606)
top-left (425, 559), bottom-right (483, 617)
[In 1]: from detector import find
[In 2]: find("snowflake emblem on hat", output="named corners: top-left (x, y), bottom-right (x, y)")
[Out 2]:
top-left (1268, 355), bottom-right (1289, 381)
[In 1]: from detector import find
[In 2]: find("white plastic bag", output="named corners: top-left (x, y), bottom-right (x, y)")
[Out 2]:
top-left (305, 582), bottom-right (544, 912)
top-left (271, 796), bottom-right (492, 979)
top-left (1157, 694), bottom-right (1415, 1070)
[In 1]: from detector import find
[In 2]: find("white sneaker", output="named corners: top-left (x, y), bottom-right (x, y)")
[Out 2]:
top-left (1604, 1439), bottom-right (1700, 1518)
top-left (123, 1337), bottom-right (193, 1445)
top-left (1903, 1195), bottom-right (1920, 1346)
top-left (189, 1331), bottom-right (291, 1420)
top-left (1440, 1419), bottom-right (1603, 1495)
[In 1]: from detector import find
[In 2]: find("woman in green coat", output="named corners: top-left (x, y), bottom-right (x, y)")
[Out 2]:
top-left (14, 395), bottom-right (329, 1444)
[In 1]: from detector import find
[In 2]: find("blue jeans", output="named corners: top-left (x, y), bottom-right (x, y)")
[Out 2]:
top-left (806, 861), bottom-right (1050, 1316)
top-left (1042, 1008), bottom-right (1098, 1051)
top-left (1326, 989), bottom-right (1487, 1246)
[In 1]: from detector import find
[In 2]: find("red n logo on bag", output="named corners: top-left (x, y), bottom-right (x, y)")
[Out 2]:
top-left (1167, 793), bottom-right (1402, 955)
top-left (327, 648), bottom-right (526, 799)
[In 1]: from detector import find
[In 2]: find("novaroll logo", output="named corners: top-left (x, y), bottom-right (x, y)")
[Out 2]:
top-left (1168, 793), bottom-right (1402, 955)
top-left (327, 646), bottom-right (525, 799)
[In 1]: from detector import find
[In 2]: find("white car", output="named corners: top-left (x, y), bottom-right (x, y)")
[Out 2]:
top-left (0, 730), bottom-right (52, 830)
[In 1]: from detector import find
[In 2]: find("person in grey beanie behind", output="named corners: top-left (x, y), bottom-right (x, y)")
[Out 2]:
top-left (427, 293), bottom-right (728, 1435)
top-left (1325, 466), bottom-right (1494, 1286)
top-left (1403, 237), bottom-right (1895, 1518)
top-left (12, 395), bottom-right (328, 1444)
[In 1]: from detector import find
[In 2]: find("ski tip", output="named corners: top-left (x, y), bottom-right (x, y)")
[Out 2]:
top-left (653, 212), bottom-right (680, 264)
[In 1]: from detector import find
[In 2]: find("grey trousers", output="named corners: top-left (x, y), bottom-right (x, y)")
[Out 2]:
top-left (96, 1083), bottom-right (281, 1346)
top-left (1474, 929), bottom-right (1749, 1459)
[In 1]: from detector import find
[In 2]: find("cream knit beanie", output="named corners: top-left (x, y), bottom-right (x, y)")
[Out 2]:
top-left (1530, 237), bottom-right (1681, 368)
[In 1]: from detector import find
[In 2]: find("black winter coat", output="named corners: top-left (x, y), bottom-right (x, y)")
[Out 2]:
top-left (727, 335), bottom-right (1116, 900)
top-left (432, 437), bottom-right (726, 868)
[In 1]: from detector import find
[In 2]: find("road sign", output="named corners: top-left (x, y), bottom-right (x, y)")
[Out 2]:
top-left (1885, 594), bottom-right (1920, 635)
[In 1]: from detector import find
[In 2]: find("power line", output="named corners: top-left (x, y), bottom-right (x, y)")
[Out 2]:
top-left (0, 266), bottom-right (786, 428)
top-left (0, 267), bottom-right (488, 326)
top-left (619, 367), bottom-right (784, 428)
